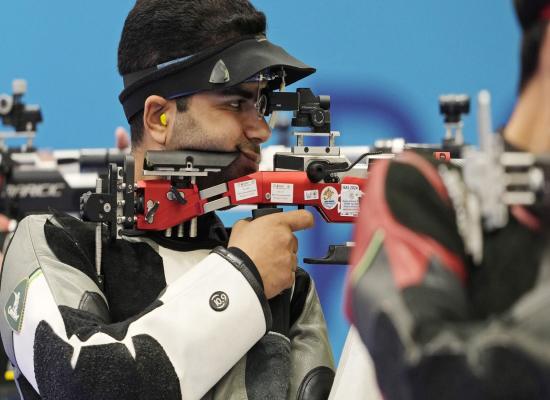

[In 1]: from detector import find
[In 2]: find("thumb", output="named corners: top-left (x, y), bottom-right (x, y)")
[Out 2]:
top-left (231, 218), bottom-right (250, 234)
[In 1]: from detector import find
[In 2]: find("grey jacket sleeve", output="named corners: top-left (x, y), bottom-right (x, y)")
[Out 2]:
top-left (288, 269), bottom-right (335, 400)
top-left (203, 268), bottom-right (335, 400)
top-left (0, 215), bottom-right (270, 400)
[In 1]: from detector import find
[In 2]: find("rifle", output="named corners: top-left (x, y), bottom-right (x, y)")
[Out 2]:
top-left (0, 80), bottom-right (126, 226)
top-left (81, 88), bottom-right (470, 265)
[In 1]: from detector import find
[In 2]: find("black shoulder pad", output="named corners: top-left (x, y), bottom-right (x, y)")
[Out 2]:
top-left (297, 366), bottom-right (334, 400)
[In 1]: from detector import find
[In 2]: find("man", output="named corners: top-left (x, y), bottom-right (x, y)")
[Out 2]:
top-left (0, 1), bottom-right (334, 399)
top-left (345, 1), bottom-right (550, 399)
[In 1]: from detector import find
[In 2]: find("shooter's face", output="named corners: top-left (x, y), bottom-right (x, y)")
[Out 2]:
top-left (167, 82), bottom-right (271, 187)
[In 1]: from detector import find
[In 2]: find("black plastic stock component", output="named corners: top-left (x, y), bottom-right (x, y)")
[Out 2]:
top-left (303, 244), bottom-right (351, 265)
top-left (144, 150), bottom-right (239, 170)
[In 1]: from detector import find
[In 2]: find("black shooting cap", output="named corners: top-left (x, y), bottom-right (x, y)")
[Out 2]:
top-left (514, 0), bottom-right (550, 30)
top-left (119, 35), bottom-right (316, 122)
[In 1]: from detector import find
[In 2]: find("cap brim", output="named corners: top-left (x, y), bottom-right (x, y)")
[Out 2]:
top-left (120, 36), bottom-right (315, 121)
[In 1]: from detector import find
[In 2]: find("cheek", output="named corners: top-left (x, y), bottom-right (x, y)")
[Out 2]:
top-left (201, 112), bottom-right (245, 148)
top-left (169, 115), bottom-right (243, 152)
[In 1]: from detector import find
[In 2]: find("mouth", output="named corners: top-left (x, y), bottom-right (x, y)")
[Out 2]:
top-left (237, 154), bottom-right (260, 174)
top-left (240, 150), bottom-right (261, 164)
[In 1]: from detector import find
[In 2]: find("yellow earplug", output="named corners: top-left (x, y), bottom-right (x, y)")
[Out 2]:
top-left (4, 369), bottom-right (14, 381)
top-left (160, 113), bottom-right (168, 126)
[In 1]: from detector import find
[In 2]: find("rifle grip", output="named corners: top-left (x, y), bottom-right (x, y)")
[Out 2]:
top-left (251, 205), bottom-right (282, 220)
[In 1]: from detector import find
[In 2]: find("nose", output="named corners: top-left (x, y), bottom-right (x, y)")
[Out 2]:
top-left (243, 111), bottom-right (271, 144)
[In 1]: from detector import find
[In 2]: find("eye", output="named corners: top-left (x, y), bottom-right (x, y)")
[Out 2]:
top-left (228, 100), bottom-right (243, 110)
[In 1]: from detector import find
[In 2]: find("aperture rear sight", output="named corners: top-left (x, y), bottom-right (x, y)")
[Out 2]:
top-left (0, 79), bottom-right (43, 133)
top-left (259, 88), bottom-right (331, 133)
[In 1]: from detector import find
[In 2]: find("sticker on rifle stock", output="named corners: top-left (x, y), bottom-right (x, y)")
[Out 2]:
top-left (234, 179), bottom-right (258, 201)
top-left (270, 183), bottom-right (293, 203)
top-left (321, 186), bottom-right (338, 210)
top-left (304, 189), bottom-right (319, 201)
top-left (339, 184), bottom-right (362, 217)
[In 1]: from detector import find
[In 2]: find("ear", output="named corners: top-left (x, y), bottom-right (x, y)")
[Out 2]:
top-left (143, 95), bottom-right (177, 148)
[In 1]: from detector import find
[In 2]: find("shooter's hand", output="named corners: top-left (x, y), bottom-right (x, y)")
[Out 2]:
top-left (228, 210), bottom-right (314, 299)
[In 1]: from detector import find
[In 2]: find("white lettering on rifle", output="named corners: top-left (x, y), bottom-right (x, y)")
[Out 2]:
top-left (6, 183), bottom-right (66, 199)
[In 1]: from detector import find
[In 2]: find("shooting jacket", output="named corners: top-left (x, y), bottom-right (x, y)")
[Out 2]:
top-left (0, 212), bottom-right (334, 400)
top-left (345, 151), bottom-right (550, 399)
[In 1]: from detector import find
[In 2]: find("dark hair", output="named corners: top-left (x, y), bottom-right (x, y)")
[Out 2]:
top-left (514, 0), bottom-right (550, 92)
top-left (118, 0), bottom-right (267, 146)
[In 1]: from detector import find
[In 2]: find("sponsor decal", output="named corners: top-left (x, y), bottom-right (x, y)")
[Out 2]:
top-left (321, 186), bottom-right (338, 210)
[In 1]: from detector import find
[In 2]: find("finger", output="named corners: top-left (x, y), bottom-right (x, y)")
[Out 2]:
top-left (276, 210), bottom-right (315, 232)
top-left (291, 234), bottom-right (298, 254)
top-left (290, 256), bottom-right (298, 272)
top-left (115, 127), bottom-right (131, 150)
top-left (0, 214), bottom-right (12, 233)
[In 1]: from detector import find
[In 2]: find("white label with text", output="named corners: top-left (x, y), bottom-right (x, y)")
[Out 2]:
top-left (234, 179), bottom-right (258, 201)
top-left (304, 190), bottom-right (319, 201)
top-left (270, 183), bottom-right (294, 203)
top-left (339, 184), bottom-right (362, 216)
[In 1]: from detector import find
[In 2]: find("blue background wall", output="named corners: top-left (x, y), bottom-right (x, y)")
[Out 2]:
top-left (0, 1), bottom-right (521, 361)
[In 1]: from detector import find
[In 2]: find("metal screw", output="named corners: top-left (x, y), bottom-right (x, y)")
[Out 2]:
top-left (265, 193), bottom-right (271, 200)
top-left (167, 191), bottom-right (176, 201)
top-left (117, 200), bottom-right (126, 206)
top-left (103, 203), bottom-right (112, 213)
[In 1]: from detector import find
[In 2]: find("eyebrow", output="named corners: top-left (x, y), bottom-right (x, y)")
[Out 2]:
top-left (217, 86), bottom-right (256, 100)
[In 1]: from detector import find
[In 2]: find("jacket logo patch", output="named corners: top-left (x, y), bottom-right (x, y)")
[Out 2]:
top-left (5, 278), bottom-right (30, 333)
top-left (210, 291), bottom-right (229, 311)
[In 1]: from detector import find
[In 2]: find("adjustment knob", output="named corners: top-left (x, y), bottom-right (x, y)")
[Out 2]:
top-left (439, 94), bottom-right (470, 123)
top-left (311, 109), bottom-right (326, 127)
top-left (306, 161), bottom-right (328, 183)
top-left (0, 94), bottom-right (13, 115)
top-left (12, 79), bottom-right (27, 96)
